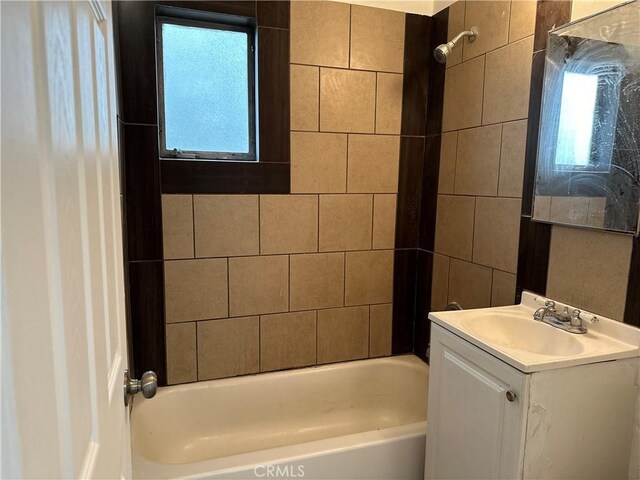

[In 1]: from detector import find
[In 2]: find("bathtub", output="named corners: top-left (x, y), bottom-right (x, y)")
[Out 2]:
top-left (131, 354), bottom-right (429, 480)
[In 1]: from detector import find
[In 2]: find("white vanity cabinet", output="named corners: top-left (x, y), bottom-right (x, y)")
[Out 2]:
top-left (425, 323), bottom-right (639, 480)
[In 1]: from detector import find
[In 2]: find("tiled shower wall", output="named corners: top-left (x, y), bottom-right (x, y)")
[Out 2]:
top-left (161, 1), bottom-right (406, 385)
top-left (431, 0), bottom-right (536, 310)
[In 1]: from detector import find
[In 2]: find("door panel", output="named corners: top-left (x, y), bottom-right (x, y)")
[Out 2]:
top-left (425, 324), bottom-right (529, 480)
top-left (1, 1), bottom-right (130, 478)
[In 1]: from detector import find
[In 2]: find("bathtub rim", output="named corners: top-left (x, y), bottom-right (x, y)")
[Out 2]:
top-left (131, 354), bottom-right (428, 479)
top-left (132, 420), bottom-right (427, 480)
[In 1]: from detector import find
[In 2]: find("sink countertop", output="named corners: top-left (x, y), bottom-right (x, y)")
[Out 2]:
top-left (429, 291), bottom-right (640, 373)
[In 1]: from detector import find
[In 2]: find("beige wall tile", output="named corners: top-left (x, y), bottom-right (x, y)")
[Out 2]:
top-left (260, 311), bottom-right (316, 372)
top-left (483, 36), bottom-right (534, 125)
top-left (463, 1), bottom-right (510, 61)
top-left (587, 197), bottom-right (606, 228)
top-left (498, 120), bottom-right (527, 198)
top-left (291, 132), bottom-right (348, 193)
top-left (162, 195), bottom-right (194, 260)
top-left (446, 1), bottom-right (466, 67)
top-left (431, 253), bottom-right (450, 311)
top-left (438, 132), bottom-right (458, 194)
top-left (454, 124), bottom-right (502, 196)
top-left (320, 68), bottom-right (376, 133)
top-left (317, 306), bottom-right (369, 363)
top-left (345, 250), bottom-right (394, 305)
top-left (473, 197), bottom-right (521, 273)
top-left (369, 303), bottom-right (392, 357)
top-left (547, 226), bottom-right (632, 320)
top-left (491, 270), bottom-right (516, 307)
top-left (448, 258), bottom-right (492, 309)
top-left (533, 195), bottom-right (552, 221)
top-left (229, 255), bottom-right (289, 316)
top-left (290, 1), bottom-right (350, 67)
top-left (197, 317), bottom-right (259, 380)
top-left (165, 259), bottom-right (228, 322)
top-left (347, 134), bottom-right (400, 193)
top-left (509, 0), bottom-right (536, 43)
top-left (373, 194), bottom-right (397, 249)
top-left (194, 195), bottom-right (258, 257)
top-left (434, 195), bottom-right (475, 260)
top-left (260, 195), bottom-right (318, 254)
top-left (442, 56), bottom-right (485, 131)
top-left (550, 196), bottom-right (589, 226)
top-left (319, 194), bottom-right (373, 251)
top-left (571, 0), bottom-right (627, 21)
top-left (291, 64), bottom-right (319, 131)
top-left (376, 73), bottom-right (403, 134)
top-left (350, 5), bottom-right (405, 73)
top-left (290, 253), bottom-right (345, 311)
top-left (166, 323), bottom-right (197, 384)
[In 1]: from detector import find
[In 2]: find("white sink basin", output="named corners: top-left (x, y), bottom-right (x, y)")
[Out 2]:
top-left (429, 292), bottom-right (639, 372)
top-left (461, 312), bottom-right (584, 356)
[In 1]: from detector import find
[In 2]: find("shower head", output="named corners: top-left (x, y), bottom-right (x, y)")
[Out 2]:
top-left (433, 27), bottom-right (478, 64)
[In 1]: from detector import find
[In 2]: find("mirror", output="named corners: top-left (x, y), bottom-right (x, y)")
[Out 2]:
top-left (533, 0), bottom-right (640, 234)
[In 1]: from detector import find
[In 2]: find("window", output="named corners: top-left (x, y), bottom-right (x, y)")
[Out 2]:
top-left (157, 14), bottom-right (257, 161)
top-left (554, 71), bottom-right (599, 167)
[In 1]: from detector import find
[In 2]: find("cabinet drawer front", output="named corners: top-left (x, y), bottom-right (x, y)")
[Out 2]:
top-left (425, 324), bottom-right (529, 480)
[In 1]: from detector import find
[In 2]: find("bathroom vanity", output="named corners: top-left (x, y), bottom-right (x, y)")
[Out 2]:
top-left (425, 292), bottom-right (640, 480)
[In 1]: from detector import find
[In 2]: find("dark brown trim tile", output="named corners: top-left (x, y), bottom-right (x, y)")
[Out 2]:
top-left (113, 1), bottom-right (158, 124)
top-left (521, 49), bottom-right (546, 215)
top-left (128, 260), bottom-right (167, 386)
top-left (516, 215), bottom-right (552, 298)
top-left (413, 249), bottom-right (433, 361)
top-left (425, 8), bottom-right (448, 137)
top-left (158, 1), bottom-right (257, 18)
top-left (534, 0), bottom-right (572, 52)
top-left (258, 26), bottom-right (290, 164)
top-left (160, 159), bottom-right (290, 194)
top-left (392, 249), bottom-right (417, 354)
top-left (401, 14), bottom-right (431, 137)
top-left (395, 136), bottom-right (425, 249)
top-left (257, 0), bottom-right (289, 29)
top-left (624, 237), bottom-right (640, 327)
top-left (419, 135), bottom-right (442, 252)
top-left (122, 122), bottom-right (163, 261)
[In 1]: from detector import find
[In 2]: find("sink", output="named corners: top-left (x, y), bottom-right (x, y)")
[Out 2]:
top-left (460, 312), bottom-right (584, 356)
top-left (428, 292), bottom-right (639, 372)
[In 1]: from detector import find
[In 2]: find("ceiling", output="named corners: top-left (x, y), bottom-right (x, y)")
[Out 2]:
top-left (331, 0), bottom-right (456, 16)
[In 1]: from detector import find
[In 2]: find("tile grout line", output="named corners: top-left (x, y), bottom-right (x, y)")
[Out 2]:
top-left (191, 194), bottom-right (196, 258)
top-left (496, 123), bottom-right (505, 197)
top-left (195, 320), bottom-right (199, 381)
top-left (292, 61), bottom-right (403, 76)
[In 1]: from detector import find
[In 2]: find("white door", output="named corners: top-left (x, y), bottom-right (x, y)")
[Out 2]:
top-left (425, 325), bottom-right (529, 480)
top-left (1, 1), bottom-right (131, 478)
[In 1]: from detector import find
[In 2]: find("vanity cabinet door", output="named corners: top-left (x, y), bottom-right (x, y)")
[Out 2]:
top-left (425, 324), bottom-right (529, 480)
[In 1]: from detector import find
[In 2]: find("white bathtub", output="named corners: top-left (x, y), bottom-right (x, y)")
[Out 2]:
top-left (131, 355), bottom-right (429, 480)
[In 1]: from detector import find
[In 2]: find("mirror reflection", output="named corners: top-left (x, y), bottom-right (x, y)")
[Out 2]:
top-left (533, 1), bottom-right (640, 233)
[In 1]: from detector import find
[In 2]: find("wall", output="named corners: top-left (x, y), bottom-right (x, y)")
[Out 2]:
top-left (162, 1), bottom-right (407, 384)
top-left (433, 0), bottom-right (639, 324)
top-left (431, 0), bottom-right (537, 310)
top-left (544, 0), bottom-right (635, 322)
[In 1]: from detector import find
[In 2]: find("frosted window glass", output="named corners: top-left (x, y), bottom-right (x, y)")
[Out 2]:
top-left (555, 72), bottom-right (599, 167)
top-left (162, 22), bottom-right (251, 155)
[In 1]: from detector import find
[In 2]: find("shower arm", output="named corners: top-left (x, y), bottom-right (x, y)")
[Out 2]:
top-left (448, 27), bottom-right (478, 46)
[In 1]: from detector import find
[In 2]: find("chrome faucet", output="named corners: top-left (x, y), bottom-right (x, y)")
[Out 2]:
top-left (533, 300), bottom-right (588, 334)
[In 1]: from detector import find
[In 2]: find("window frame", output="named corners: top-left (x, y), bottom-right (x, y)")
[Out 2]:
top-left (156, 14), bottom-right (258, 162)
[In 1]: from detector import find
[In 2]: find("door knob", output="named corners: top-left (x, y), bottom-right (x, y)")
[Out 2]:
top-left (506, 390), bottom-right (517, 402)
top-left (124, 369), bottom-right (158, 406)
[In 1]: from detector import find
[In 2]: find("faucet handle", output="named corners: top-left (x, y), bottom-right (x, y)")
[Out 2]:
top-left (570, 309), bottom-right (583, 327)
top-left (544, 300), bottom-right (556, 311)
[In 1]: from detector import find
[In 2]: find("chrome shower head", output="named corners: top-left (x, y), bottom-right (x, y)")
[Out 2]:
top-left (433, 27), bottom-right (478, 64)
